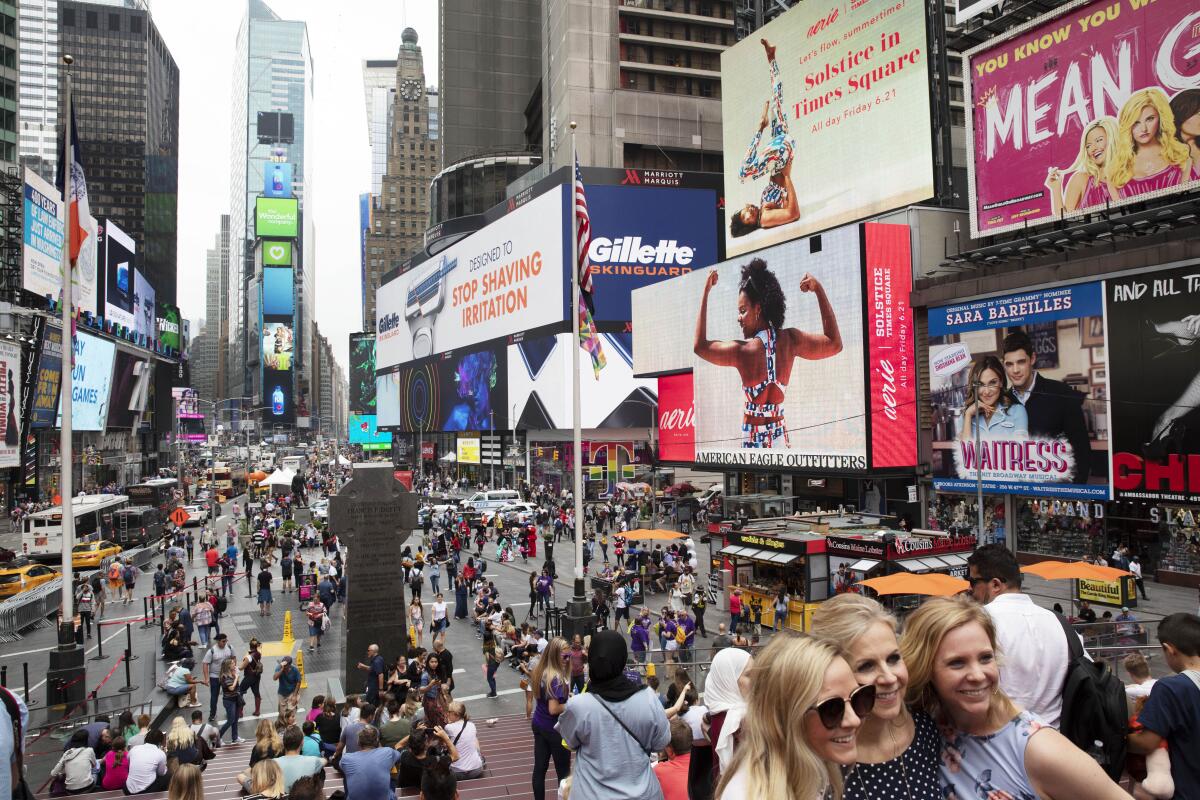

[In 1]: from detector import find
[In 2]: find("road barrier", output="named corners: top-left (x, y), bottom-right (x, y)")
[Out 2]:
top-left (0, 578), bottom-right (62, 643)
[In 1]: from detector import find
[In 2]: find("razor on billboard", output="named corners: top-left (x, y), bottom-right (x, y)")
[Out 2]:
top-left (375, 185), bottom-right (566, 369)
top-left (927, 283), bottom-right (1110, 498)
top-left (965, 0), bottom-right (1200, 237)
top-left (721, 0), bottom-right (933, 258)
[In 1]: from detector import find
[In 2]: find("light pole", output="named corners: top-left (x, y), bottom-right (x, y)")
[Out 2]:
top-left (488, 409), bottom-right (495, 489)
top-left (970, 380), bottom-right (985, 546)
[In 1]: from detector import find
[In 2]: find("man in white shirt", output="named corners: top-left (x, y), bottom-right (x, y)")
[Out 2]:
top-left (125, 730), bottom-right (168, 794)
top-left (534, 630), bottom-right (548, 654)
top-left (1122, 652), bottom-right (1157, 704)
top-left (968, 543), bottom-right (1080, 728)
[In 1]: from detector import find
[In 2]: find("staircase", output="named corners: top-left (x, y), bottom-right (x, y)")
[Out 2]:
top-left (70, 713), bottom-right (558, 800)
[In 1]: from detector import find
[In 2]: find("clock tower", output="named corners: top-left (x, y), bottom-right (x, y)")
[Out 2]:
top-left (364, 27), bottom-right (441, 330)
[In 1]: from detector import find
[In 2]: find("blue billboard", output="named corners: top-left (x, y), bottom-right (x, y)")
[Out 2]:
top-left (584, 184), bottom-right (719, 323)
top-left (262, 267), bottom-right (294, 316)
top-left (349, 413), bottom-right (392, 446)
top-left (263, 162), bottom-right (293, 198)
top-left (57, 332), bottom-right (116, 432)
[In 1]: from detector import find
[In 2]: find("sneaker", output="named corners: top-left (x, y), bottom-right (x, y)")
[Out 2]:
top-left (232, 737), bottom-right (246, 744)
top-left (485, 692), bottom-right (497, 698)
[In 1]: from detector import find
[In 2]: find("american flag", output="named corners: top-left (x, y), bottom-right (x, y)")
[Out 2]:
top-left (574, 154), bottom-right (595, 311)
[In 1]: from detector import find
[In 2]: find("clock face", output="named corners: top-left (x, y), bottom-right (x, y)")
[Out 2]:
top-left (401, 78), bottom-right (422, 101)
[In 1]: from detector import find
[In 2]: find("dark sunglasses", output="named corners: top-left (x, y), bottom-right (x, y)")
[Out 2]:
top-left (807, 683), bottom-right (876, 729)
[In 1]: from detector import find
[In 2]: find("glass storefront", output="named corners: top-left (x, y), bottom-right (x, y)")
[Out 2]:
top-left (1014, 498), bottom-right (1106, 561)
top-left (927, 492), bottom-right (1006, 546)
top-left (1106, 503), bottom-right (1200, 582)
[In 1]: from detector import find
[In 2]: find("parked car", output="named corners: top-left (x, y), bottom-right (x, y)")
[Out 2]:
top-left (71, 540), bottom-right (123, 569)
top-left (310, 500), bottom-right (329, 521)
top-left (0, 562), bottom-right (59, 598)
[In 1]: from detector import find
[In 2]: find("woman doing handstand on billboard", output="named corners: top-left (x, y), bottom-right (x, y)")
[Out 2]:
top-left (730, 39), bottom-right (800, 238)
top-left (693, 259), bottom-right (842, 449)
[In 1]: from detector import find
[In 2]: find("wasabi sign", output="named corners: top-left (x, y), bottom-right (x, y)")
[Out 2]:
top-left (256, 197), bottom-right (298, 239)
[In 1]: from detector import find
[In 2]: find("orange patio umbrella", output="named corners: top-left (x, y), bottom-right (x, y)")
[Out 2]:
top-left (858, 572), bottom-right (970, 597)
top-left (1021, 560), bottom-right (1130, 582)
top-left (629, 529), bottom-right (688, 541)
top-left (248, 470), bottom-right (268, 483)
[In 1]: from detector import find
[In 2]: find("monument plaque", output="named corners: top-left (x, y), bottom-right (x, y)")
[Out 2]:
top-left (329, 463), bottom-right (418, 692)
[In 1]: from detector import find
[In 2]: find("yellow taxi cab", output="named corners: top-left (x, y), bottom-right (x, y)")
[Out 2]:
top-left (0, 562), bottom-right (60, 598)
top-left (71, 540), bottom-right (123, 569)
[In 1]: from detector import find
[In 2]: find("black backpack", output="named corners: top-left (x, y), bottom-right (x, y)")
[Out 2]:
top-left (1054, 614), bottom-right (1128, 781)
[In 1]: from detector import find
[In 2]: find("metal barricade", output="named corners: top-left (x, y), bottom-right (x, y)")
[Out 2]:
top-left (0, 578), bottom-right (63, 642)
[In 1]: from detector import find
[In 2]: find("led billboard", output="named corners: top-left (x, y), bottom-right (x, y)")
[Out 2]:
top-left (22, 169), bottom-right (64, 302)
top-left (965, 0), bottom-right (1200, 237)
top-left (57, 332), bottom-right (116, 431)
top-left (172, 387), bottom-right (202, 419)
top-left (262, 322), bottom-right (294, 371)
top-left (29, 322), bottom-right (63, 429)
top-left (720, 1), bottom-right (933, 257)
top-left (103, 220), bottom-right (136, 332)
top-left (0, 340), bottom-right (22, 468)
top-left (107, 351), bottom-right (151, 429)
top-left (657, 373), bottom-right (695, 463)
top-left (375, 185), bottom-right (566, 368)
top-left (262, 268), bottom-right (294, 315)
top-left (263, 161), bottom-right (293, 198)
top-left (263, 240), bottom-right (292, 266)
top-left (349, 333), bottom-right (377, 414)
top-left (255, 197), bottom-right (299, 239)
top-left (457, 437), bottom-right (481, 465)
top-left (157, 303), bottom-right (181, 351)
top-left (387, 344), bottom-right (508, 433)
top-left (133, 269), bottom-right (155, 341)
top-left (927, 283), bottom-right (1110, 498)
top-left (349, 413), bottom-right (392, 446)
top-left (264, 368), bottom-right (294, 424)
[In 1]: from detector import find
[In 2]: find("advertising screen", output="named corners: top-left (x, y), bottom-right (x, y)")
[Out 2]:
top-left (57, 332), bottom-right (115, 431)
top-left (172, 387), bottom-right (202, 418)
top-left (720, 0), bottom-right (933, 258)
top-left (375, 185), bottom-right (566, 369)
top-left (29, 322), bottom-right (63, 429)
top-left (965, 0), bottom-right (1200, 237)
top-left (263, 368), bottom-right (294, 424)
top-left (457, 437), bottom-right (481, 465)
top-left (157, 303), bottom-right (181, 351)
top-left (133, 269), bottom-right (155, 341)
top-left (863, 224), bottom-right (916, 468)
top-left (263, 240), bottom-right (292, 266)
top-left (584, 184), bottom-right (720, 322)
top-left (263, 161), bottom-right (293, 198)
top-left (22, 169), bottom-right (64, 303)
top-left (262, 268), bottom-right (294, 315)
top-left (0, 340), bottom-right (21, 468)
top-left (103, 220), bottom-right (137, 332)
top-left (1107, 266), bottom-right (1200, 503)
top-left (657, 373), bottom-right (695, 463)
top-left (388, 344), bottom-right (508, 433)
top-left (927, 283), bottom-right (1110, 498)
top-left (376, 370), bottom-right (400, 428)
top-left (349, 413), bottom-right (393, 446)
top-left (349, 333), bottom-right (377, 414)
top-left (632, 224), bottom-right (867, 471)
top-left (255, 197), bottom-right (299, 239)
top-left (262, 322), bottom-right (295, 371)
top-left (107, 351), bottom-right (150, 429)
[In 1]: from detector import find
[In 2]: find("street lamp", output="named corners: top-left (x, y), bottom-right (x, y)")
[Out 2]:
top-left (969, 380), bottom-right (985, 546)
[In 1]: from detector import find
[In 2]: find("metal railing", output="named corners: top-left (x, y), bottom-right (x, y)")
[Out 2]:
top-left (0, 578), bottom-right (62, 642)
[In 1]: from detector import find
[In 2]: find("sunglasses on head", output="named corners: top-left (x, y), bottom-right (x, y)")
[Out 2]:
top-left (807, 683), bottom-right (876, 729)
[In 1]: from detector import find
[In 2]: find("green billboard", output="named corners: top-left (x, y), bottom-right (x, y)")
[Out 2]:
top-left (263, 240), bottom-right (292, 265)
top-left (256, 197), bottom-right (298, 239)
top-left (157, 303), bottom-right (181, 351)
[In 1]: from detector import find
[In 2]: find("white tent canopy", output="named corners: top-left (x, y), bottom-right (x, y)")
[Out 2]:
top-left (328, 456), bottom-right (350, 466)
top-left (440, 452), bottom-right (457, 463)
top-left (263, 468), bottom-right (296, 487)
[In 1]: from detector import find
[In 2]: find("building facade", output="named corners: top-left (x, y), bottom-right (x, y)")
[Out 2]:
top-left (17, 0), bottom-right (56, 180)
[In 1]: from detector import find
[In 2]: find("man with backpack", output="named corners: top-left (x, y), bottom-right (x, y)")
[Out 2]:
top-left (201, 633), bottom-right (236, 722)
top-left (1129, 612), bottom-right (1200, 798)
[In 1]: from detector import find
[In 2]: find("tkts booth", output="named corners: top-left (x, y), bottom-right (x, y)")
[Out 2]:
top-left (825, 531), bottom-right (976, 593)
top-left (713, 522), bottom-right (830, 631)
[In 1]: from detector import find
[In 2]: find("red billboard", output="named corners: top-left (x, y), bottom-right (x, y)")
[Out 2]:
top-left (657, 373), bottom-right (695, 463)
top-left (420, 441), bottom-right (435, 460)
top-left (864, 224), bottom-right (916, 469)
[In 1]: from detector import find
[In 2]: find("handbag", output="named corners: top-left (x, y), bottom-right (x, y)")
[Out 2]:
top-left (48, 775), bottom-right (67, 797)
top-left (593, 696), bottom-right (654, 757)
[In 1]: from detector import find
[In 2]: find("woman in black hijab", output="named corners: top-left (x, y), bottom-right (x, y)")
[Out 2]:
top-left (557, 630), bottom-right (671, 800)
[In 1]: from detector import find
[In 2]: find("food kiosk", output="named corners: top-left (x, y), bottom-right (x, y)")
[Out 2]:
top-left (826, 530), bottom-right (976, 590)
top-left (715, 523), bottom-right (825, 631)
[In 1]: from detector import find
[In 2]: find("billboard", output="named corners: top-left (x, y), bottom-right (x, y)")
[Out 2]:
top-left (57, 332), bottom-right (115, 431)
top-left (349, 413), bottom-right (392, 446)
top-left (133, 269), bottom-right (155, 341)
top-left (965, 0), bottom-right (1200, 237)
top-left (457, 437), bottom-right (481, 465)
top-left (157, 303), bottom-right (181, 351)
top-left (29, 322), bottom-right (63, 429)
top-left (1107, 266), bottom-right (1200, 503)
top-left (349, 333), bottom-right (377, 414)
top-left (386, 344), bottom-right (508, 433)
top-left (262, 322), bottom-right (294, 371)
top-left (262, 268), bottom-right (294, 315)
top-left (376, 370), bottom-right (400, 428)
top-left (0, 340), bottom-right (21, 467)
top-left (264, 368), bottom-right (294, 424)
top-left (255, 197), bottom-right (299, 239)
top-left (720, 1), bottom-right (933, 258)
top-left (632, 224), bottom-right (868, 471)
top-left (22, 169), bottom-right (65, 302)
top-left (375, 185), bottom-right (566, 368)
top-left (107, 351), bottom-right (151, 429)
top-left (657, 373), bottom-right (695, 463)
top-left (584, 184), bottom-right (719, 322)
top-left (103, 219), bottom-right (137, 332)
top-left (172, 387), bottom-right (202, 419)
top-left (927, 283), bottom-right (1109, 498)
top-left (263, 240), bottom-right (292, 266)
top-left (863, 224), bottom-right (916, 468)
top-left (263, 161), bottom-right (293, 198)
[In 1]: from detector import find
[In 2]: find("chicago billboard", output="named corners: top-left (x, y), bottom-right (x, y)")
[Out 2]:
top-left (375, 185), bottom-right (566, 369)
top-left (349, 333), bottom-right (377, 415)
top-left (965, 0), bottom-right (1200, 237)
top-left (720, 0), bottom-right (933, 258)
top-left (255, 197), bottom-right (299, 239)
top-left (57, 332), bottom-right (115, 432)
top-left (103, 219), bottom-right (137, 332)
top-left (928, 283), bottom-right (1110, 498)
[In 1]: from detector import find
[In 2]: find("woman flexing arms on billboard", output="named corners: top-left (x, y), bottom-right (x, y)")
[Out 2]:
top-left (730, 39), bottom-right (801, 238)
top-left (693, 259), bottom-right (842, 449)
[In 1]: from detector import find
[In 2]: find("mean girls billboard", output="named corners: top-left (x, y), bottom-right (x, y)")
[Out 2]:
top-left (928, 283), bottom-right (1111, 498)
top-left (965, 0), bottom-right (1200, 237)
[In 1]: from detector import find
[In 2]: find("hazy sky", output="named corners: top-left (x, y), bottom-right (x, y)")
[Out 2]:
top-left (152, 0), bottom-right (439, 371)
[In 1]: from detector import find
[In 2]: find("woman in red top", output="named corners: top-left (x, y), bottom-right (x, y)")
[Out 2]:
top-left (728, 589), bottom-right (743, 634)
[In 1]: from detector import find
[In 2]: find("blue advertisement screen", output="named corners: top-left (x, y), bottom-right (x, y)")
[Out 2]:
top-left (349, 413), bottom-right (392, 445)
top-left (57, 332), bottom-right (116, 431)
top-left (585, 185), bottom-right (719, 322)
top-left (262, 267), bottom-right (294, 316)
top-left (263, 162), bottom-right (293, 199)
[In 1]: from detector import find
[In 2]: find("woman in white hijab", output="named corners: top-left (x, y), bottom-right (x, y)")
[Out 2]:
top-left (705, 647), bottom-right (752, 780)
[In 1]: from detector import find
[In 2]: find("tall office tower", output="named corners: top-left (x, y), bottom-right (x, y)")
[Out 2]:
top-left (362, 27), bottom-right (439, 330)
top-left (18, 0), bottom-right (57, 181)
top-left (204, 214), bottom-right (230, 405)
top-left (57, 0), bottom-right (180, 304)
top-left (541, 0), bottom-right (732, 172)
top-left (228, 0), bottom-right (313, 419)
top-left (190, 320), bottom-right (218, 419)
top-left (362, 59), bottom-right (396, 199)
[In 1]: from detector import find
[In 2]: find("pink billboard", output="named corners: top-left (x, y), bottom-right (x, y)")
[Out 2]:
top-left (864, 224), bottom-right (916, 469)
top-left (657, 373), bottom-right (695, 463)
top-left (965, 0), bottom-right (1200, 237)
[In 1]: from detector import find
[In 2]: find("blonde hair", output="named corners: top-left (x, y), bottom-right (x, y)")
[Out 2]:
top-left (1109, 88), bottom-right (1192, 189)
top-left (447, 700), bottom-right (469, 721)
top-left (1064, 116), bottom-right (1118, 183)
top-left (714, 635), bottom-right (848, 800)
top-left (167, 763), bottom-right (203, 800)
top-left (810, 592), bottom-right (897, 648)
top-left (253, 718), bottom-right (282, 757)
top-left (165, 717), bottom-right (194, 751)
top-left (900, 596), bottom-right (1019, 727)
top-left (531, 636), bottom-right (569, 700)
top-left (249, 759), bottom-right (286, 798)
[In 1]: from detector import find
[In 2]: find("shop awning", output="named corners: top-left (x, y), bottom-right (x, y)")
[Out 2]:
top-left (718, 544), bottom-right (799, 566)
top-left (850, 559), bottom-right (880, 573)
top-left (893, 557), bottom-right (935, 573)
top-left (939, 553), bottom-right (969, 567)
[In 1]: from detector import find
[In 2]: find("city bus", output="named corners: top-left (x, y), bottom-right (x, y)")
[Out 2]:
top-left (207, 464), bottom-right (247, 500)
top-left (111, 506), bottom-right (165, 549)
top-left (125, 478), bottom-right (180, 516)
top-left (21, 494), bottom-right (130, 561)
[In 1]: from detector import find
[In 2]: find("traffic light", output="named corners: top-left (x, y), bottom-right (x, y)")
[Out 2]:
top-left (536, 448), bottom-right (543, 458)
top-left (553, 449), bottom-right (559, 461)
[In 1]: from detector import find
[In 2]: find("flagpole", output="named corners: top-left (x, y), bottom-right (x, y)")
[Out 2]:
top-left (569, 122), bottom-right (585, 600)
top-left (58, 54), bottom-right (76, 645)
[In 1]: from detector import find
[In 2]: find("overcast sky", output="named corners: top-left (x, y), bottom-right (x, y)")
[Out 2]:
top-left (152, 0), bottom-right (439, 372)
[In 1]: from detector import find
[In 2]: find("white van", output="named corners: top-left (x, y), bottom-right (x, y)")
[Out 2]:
top-left (462, 490), bottom-right (521, 514)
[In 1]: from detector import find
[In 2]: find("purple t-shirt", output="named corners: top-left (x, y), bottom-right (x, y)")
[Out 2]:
top-left (531, 676), bottom-right (568, 735)
top-left (679, 616), bottom-right (696, 646)
top-left (630, 624), bottom-right (650, 652)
